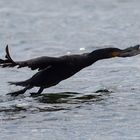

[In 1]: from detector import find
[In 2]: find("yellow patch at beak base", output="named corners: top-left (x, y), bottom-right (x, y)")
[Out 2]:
top-left (112, 51), bottom-right (120, 57)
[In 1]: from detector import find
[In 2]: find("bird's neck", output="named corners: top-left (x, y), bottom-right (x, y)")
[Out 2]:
top-left (86, 49), bottom-right (112, 66)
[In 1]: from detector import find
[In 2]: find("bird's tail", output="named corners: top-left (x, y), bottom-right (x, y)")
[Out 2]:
top-left (8, 79), bottom-right (30, 87)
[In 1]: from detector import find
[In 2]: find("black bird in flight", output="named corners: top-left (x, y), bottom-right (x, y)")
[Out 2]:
top-left (0, 45), bottom-right (140, 96)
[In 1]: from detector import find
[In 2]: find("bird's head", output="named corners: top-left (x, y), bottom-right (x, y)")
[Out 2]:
top-left (101, 45), bottom-right (140, 58)
top-left (101, 48), bottom-right (121, 58)
top-left (118, 45), bottom-right (140, 57)
top-left (89, 45), bottom-right (140, 62)
top-left (91, 47), bottom-right (122, 59)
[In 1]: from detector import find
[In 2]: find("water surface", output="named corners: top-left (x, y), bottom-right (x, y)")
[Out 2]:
top-left (0, 0), bottom-right (140, 140)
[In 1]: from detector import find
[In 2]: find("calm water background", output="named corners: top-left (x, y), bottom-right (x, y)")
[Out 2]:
top-left (0, 0), bottom-right (140, 139)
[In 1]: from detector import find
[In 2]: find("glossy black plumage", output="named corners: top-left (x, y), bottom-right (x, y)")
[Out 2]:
top-left (0, 45), bottom-right (140, 96)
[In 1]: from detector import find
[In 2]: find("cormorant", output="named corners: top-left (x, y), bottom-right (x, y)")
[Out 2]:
top-left (0, 45), bottom-right (140, 96)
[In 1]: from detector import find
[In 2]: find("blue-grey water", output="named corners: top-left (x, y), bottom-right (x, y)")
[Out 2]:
top-left (0, 0), bottom-right (140, 140)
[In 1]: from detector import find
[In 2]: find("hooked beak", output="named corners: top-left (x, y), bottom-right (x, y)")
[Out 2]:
top-left (119, 45), bottom-right (140, 57)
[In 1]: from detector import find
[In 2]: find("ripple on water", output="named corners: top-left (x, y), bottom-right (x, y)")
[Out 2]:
top-left (0, 89), bottom-right (113, 120)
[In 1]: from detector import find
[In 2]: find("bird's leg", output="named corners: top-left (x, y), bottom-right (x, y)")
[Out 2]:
top-left (37, 87), bottom-right (44, 94)
top-left (30, 87), bottom-right (44, 96)
top-left (7, 86), bottom-right (32, 96)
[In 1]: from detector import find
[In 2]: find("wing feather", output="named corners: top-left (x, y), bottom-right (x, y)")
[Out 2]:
top-left (0, 45), bottom-right (60, 71)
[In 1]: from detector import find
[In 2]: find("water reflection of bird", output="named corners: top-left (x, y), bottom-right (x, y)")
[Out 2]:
top-left (0, 45), bottom-right (140, 96)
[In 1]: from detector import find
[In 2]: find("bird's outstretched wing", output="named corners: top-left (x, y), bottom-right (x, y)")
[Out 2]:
top-left (0, 45), bottom-right (60, 71)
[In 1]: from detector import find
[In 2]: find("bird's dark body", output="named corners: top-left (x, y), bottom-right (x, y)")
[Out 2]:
top-left (0, 45), bottom-right (140, 96)
top-left (17, 54), bottom-right (91, 88)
